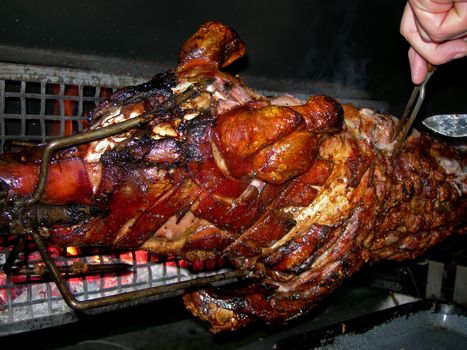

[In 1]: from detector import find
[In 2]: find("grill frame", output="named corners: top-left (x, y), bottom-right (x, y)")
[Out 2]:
top-left (0, 62), bottom-right (236, 336)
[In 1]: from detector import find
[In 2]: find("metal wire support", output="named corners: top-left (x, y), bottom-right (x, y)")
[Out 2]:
top-left (1, 236), bottom-right (26, 275)
top-left (30, 230), bottom-right (246, 311)
top-left (6, 262), bottom-right (133, 277)
top-left (1, 235), bottom-right (132, 277)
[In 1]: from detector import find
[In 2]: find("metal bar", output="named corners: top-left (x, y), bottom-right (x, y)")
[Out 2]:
top-left (425, 260), bottom-right (444, 300)
top-left (80, 254), bottom-right (90, 301)
top-left (26, 270), bottom-right (33, 318)
top-left (0, 62), bottom-right (149, 88)
top-left (40, 81), bottom-right (46, 142)
top-left (59, 83), bottom-right (65, 137)
top-left (131, 250), bottom-right (137, 291)
top-left (20, 81), bottom-right (26, 137)
top-left (31, 230), bottom-right (246, 311)
top-left (95, 86), bottom-right (101, 105)
top-left (45, 276), bottom-right (53, 315)
top-left (77, 85), bottom-right (84, 133)
top-left (2, 236), bottom-right (26, 275)
top-left (96, 252), bottom-right (105, 298)
top-left (3, 92), bottom-right (99, 101)
top-left (176, 258), bottom-right (181, 282)
top-left (7, 262), bottom-right (132, 277)
top-left (453, 265), bottom-right (467, 305)
top-left (116, 253), bottom-right (124, 293)
top-left (2, 114), bottom-right (88, 121)
top-left (5, 274), bottom-right (13, 323)
top-left (0, 79), bottom-right (5, 151)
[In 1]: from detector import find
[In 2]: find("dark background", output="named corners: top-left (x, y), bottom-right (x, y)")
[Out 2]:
top-left (0, 0), bottom-right (465, 117)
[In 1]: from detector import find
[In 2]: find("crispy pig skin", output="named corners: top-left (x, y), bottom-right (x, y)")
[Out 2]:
top-left (0, 21), bottom-right (465, 332)
top-left (184, 107), bottom-right (466, 332)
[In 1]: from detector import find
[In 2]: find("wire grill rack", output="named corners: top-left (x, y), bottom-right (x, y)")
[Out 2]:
top-left (0, 62), bottom-right (147, 149)
top-left (0, 62), bottom-right (231, 336)
top-left (0, 238), bottom-right (228, 335)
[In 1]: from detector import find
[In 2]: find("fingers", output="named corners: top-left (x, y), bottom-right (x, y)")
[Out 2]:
top-left (401, 0), bottom-right (467, 84)
top-left (402, 3), bottom-right (429, 84)
top-left (411, 33), bottom-right (467, 64)
top-left (408, 37), bottom-right (467, 84)
top-left (409, 0), bottom-right (467, 42)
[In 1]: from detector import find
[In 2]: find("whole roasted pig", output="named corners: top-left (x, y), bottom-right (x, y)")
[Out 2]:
top-left (0, 22), bottom-right (465, 332)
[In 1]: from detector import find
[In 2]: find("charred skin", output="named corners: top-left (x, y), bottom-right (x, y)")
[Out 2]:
top-left (0, 22), bottom-right (466, 332)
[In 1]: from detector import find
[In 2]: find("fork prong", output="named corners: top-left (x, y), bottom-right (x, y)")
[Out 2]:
top-left (393, 85), bottom-right (421, 138)
top-left (392, 67), bottom-right (437, 157)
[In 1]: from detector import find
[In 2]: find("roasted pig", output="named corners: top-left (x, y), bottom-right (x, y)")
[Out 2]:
top-left (0, 21), bottom-right (465, 332)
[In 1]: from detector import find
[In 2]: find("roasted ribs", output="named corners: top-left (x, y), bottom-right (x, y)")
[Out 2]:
top-left (0, 21), bottom-right (465, 332)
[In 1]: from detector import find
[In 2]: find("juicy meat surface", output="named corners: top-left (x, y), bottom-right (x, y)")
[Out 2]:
top-left (0, 21), bottom-right (465, 332)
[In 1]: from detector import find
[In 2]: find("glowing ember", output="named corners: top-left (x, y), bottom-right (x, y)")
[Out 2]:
top-left (66, 247), bottom-right (79, 256)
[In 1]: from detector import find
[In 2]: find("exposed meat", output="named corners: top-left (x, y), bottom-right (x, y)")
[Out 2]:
top-left (0, 21), bottom-right (465, 332)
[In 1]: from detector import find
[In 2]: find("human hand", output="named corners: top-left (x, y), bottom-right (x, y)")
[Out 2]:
top-left (400, 0), bottom-right (467, 84)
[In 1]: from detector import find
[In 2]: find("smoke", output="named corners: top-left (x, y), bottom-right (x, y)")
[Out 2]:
top-left (281, 1), bottom-right (369, 95)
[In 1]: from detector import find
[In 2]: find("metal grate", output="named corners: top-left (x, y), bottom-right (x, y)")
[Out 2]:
top-left (0, 62), bottom-right (148, 151)
top-left (1, 80), bottom-right (103, 147)
top-left (0, 238), bottom-right (228, 335)
top-left (0, 62), bottom-right (231, 336)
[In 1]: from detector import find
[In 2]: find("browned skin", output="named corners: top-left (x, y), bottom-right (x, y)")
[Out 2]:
top-left (178, 21), bottom-right (246, 69)
top-left (0, 22), bottom-right (465, 332)
top-left (184, 117), bottom-right (466, 332)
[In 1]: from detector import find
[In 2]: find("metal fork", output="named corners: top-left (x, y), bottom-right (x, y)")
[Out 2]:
top-left (392, 65), bottom-right (437, 157)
